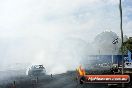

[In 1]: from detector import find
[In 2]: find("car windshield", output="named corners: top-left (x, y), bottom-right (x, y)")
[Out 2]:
top-left (31, 65), bottom-right (44, 69)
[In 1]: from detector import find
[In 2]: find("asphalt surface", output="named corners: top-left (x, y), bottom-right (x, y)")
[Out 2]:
top-left (0, 70), bottom-right (132, 88)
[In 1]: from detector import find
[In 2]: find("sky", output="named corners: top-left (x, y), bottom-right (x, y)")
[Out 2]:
top-left (0, 0), bottom-right (131, 74)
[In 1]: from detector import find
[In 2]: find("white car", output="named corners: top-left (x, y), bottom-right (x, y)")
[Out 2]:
top-left (27, 65), bottom-right (46, 76)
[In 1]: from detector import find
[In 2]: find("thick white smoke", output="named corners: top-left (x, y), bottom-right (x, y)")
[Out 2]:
top-left (0, 0), bottom-right (131, 76)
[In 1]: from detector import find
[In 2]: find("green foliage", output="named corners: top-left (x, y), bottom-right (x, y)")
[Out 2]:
top-left (120, 37), bottom-right (132, 54)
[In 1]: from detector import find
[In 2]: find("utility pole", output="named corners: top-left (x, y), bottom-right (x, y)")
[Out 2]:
top-left (119, 0), bottom-right (124, 75)
top-left (119, 0), bottom-right (125, 87)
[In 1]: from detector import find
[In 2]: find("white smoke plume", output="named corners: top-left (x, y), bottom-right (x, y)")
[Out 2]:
top-left (0, 0), bottom-right (131, 76)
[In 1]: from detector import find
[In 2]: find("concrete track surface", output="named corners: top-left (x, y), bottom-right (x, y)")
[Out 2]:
top-left (0, 71), bottom-right (132, 88)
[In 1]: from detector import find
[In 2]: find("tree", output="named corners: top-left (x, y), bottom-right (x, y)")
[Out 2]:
top-left (120, 37), bottom-right (132, 54)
